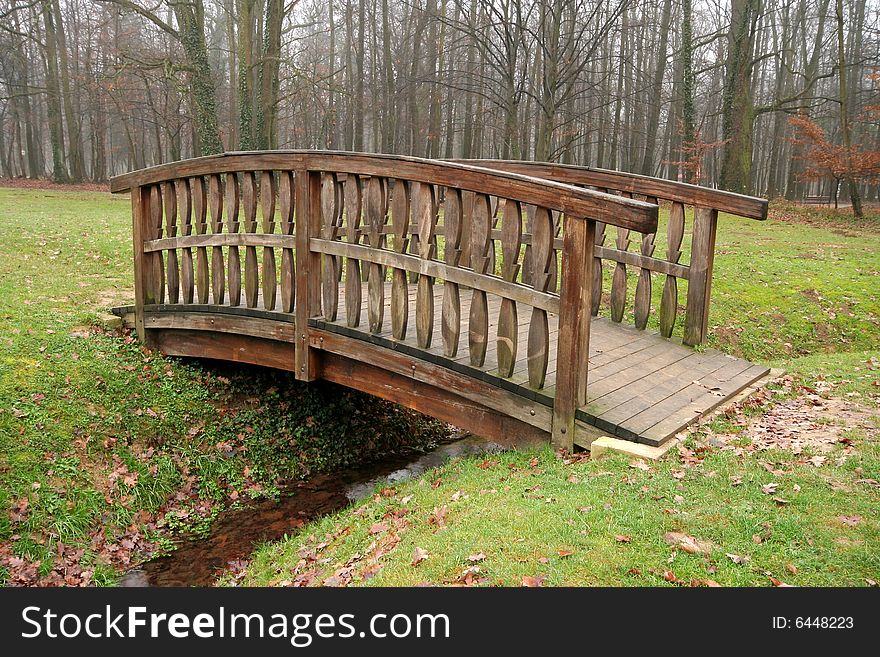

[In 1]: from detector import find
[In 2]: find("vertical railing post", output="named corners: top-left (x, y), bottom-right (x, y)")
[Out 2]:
top-left (552, 216), bottom-right (596, 451)
top-left (131, 184), bottom-right (157, 347)
top-left (683, 206), bottom-right (718, 346)
top-left (294, 168), bottom-right (322, 381)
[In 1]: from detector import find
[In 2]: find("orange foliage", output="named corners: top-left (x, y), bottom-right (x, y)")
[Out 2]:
top-left (787, 114), bottom-right (880, 183)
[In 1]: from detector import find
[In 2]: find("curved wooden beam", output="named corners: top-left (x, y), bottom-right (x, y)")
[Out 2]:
top-left (453, 159), bottom-right (769, 220)
top-left (109, 151), bottom-right (658, 234)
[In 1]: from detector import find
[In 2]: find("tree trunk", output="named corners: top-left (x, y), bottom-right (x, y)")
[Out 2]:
top-left (835, 0), bottom-right (862, 218)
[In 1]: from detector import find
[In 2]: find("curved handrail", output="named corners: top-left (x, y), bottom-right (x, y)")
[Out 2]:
top-left (453, 159), bottom-right (768, 220)
top-left (110, 150), bottom-right (658, 233)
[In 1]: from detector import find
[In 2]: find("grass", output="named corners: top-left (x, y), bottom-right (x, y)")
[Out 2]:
top-left (240, 441), bottom-right (880, 587)
top-left (0, 187), bottom-right (446, 586)
top-left (1, 185), bottom-right (877, 586)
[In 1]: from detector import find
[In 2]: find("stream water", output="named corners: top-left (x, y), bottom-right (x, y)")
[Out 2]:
top-left (119, 435), bottom-right (501, 587)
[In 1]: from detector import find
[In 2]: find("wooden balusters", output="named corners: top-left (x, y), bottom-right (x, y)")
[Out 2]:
top-left (149, 185), bottom-right (165, 304)
top-left (527, 206), bottom-right (553, 388)
top-left (242, 172), bottom-right (259, 308)
top-left (321, 173), bottom-right (340, 321)
top-left (260, 171), bottom-right (277, 311)
top-left (279, 171), bottom-right (295, 313)
top-left (684, 207), bottom-right (718, 346)
top-left (633, 196), bottom-right (657, 330)
top-left (177, 179), bottom-right (194, 304)
top-left (366, 176), bottom-right (387, 334)
top-left (497, 199), bottom-right (522, 378)
top-left (521, 204), bottom-right (535, 286)
top-left (225, 173), bottom-right (241, 306)
top-left (390, 179), bottom-right (410, 340)
top-left (415, 184), bottom-right (437, 348)
top-left (659, 201), bottom-right (685, 337)
top-left (549, 210), bottom-right (561, 292)
top-left (591, 222), bottom-right (606, 316)
top-left (208, 174), bottom-right (225, 305)
top-left (441, 188), bottom-right (462, 356)
top-left (610, 198), bottom-right (631, 323)
top-left (344, 174), bottom-right (362, 328)
top-left (192, 177), bottom-right (209, 304)
top-left (468, 193), bottom-right (491, 366)
top-left (162, 181), bottom-right (178, 304)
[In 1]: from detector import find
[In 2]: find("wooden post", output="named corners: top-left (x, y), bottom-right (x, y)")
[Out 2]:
top-left (683, 207), bottom-right (718, 346)
top-left (295, 169), bottom-right (322, 380)
top-left (552, 216), bottom-right (596, 451)
top-left (131, 185), bottom-right (158, 347)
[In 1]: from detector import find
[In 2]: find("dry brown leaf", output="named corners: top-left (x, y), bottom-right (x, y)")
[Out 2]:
top-left (411, 547), bottom-right (429, 566)
top-left (521, 575), bottom-right (546, 587)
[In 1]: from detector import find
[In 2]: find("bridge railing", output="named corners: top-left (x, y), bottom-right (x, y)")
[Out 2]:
top-left (455, 160), bottom-right (768, 346)
top-left (111, 151), bottom-right (661, 449)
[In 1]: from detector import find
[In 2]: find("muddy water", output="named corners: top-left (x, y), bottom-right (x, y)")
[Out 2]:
top-left (121, 435), bottom-right (501, 587)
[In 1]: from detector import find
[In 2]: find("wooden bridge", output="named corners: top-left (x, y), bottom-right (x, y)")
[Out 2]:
top-left (110, 151), bottom-right (769, 452)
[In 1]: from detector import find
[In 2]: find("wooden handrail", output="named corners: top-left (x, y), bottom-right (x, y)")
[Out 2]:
top-left (110, 151), bottom-right (658, 234)
top-left (453, 159), bottom-right (768, 220)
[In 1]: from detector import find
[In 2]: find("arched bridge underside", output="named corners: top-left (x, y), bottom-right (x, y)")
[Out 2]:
top-left (111, 152), bottom-right (770, 451)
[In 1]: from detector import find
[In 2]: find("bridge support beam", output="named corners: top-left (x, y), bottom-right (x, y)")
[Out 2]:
top-left (683, 207), bottom-right (718, 346)
top-left (294, 169), bottom-right (323, 380)
top-left (552, 217), bottom-right (596, 452)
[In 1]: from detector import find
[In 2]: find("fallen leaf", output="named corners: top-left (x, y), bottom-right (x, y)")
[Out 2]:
top-left (467, 552), bottom-right (486, 563)
top-left (726, 553), bottom-right (751, 565)
top-left (411, 547), bottom-right (429, 566)
top-left (785, 563), bottom-right (798, 575)
top-left (521, 575), bottom-right (546, 587)
top-left (615, 535), bottom-right (632, 543)
top-left (557, 549), bottom-right (574, 558)
top-left (662, 570), bottom-right (678, 583)
top-left (761, 482), bottom-right (779, 494)
top-left (368, 522), bottom-right (388, 535)
top-left (630, 459), bottom-right (651, 471)
top-left (664, 532), bottom-right (713, 555)
top-left (838, 515), bottom-right (862, 527)
top-left (690, 579), bottom-right (722, 587)
top-left (768, 576), bottom-right (794, 587)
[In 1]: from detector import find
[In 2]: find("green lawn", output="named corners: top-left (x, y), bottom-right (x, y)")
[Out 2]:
top-left (0, 186), bottom-right (878, 586)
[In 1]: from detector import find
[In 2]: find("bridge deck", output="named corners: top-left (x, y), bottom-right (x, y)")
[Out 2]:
top-left (116, 282), bottom-right (769, 448)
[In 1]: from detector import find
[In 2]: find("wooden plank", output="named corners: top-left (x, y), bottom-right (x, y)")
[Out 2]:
top-left (390, 178), bottom-right (410, 340)
top-left (639, 363), bottom-right (771, 443)
top-left (311, 239), bottom-right (560, 313)
top-left (659, 201), bottom-right (685, 338)
top-left (242, 171), bottom-right (259, 309)
top-left (310, 328), bottom-right (551, 431)
top-left (278, 170), bottom-right (296, 313)
top-left (151, 328), bottom-right (296, 372)
top-left (162, 181), bottom-right (179, 304)
top-left (260, 171), bottom-right (277, 311)
top-left (143, 311), bottom-right (296, 342)
top-left (320, 352), bottom-right (548, 448)
top-left (226, 172), bottom-right (242, 307)
top-left (177, 179), bottom-right (195, 305)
